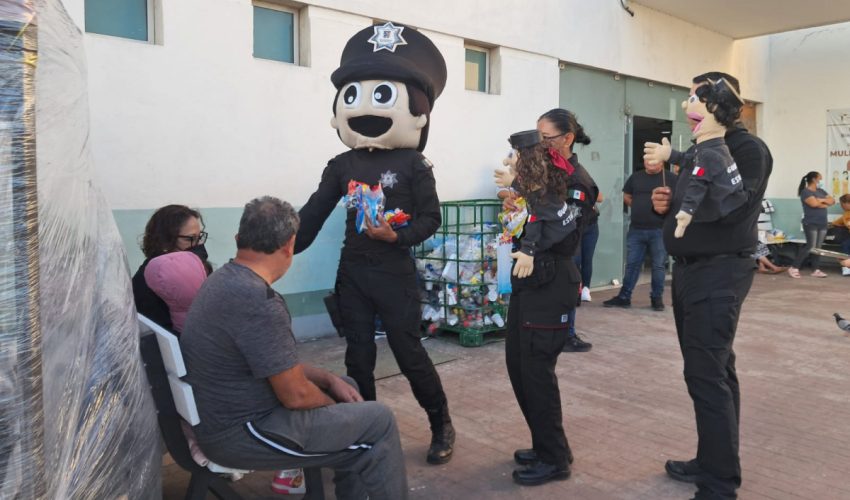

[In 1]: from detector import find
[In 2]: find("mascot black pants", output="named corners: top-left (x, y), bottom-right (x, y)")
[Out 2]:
top-left (337, 252), bottom-right (447, 412)
top-left (671, 254), bottom-right (754, 499)
top-left (506, 257), bottom-right (580, 469)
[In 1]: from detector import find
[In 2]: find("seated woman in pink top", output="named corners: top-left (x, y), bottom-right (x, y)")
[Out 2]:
top-left (143, 251), bottom-right (207, 334)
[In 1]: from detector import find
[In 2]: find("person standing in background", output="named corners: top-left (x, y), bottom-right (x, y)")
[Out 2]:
top-left (604, 158), bottom-right (677, 311)
top-left (538, 108), bottom-right (596, 352)
top-left (788, 171), bottom-right (835, 278)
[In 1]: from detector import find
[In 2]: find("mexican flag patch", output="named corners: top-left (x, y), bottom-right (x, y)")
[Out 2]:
top-left (570, 189), bottom-right (586, 201)
top-left (692, 166), bottom-right (706, 177)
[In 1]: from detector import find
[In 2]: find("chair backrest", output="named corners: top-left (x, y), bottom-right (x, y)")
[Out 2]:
top-left (137, 313), bottom-right (200, 426)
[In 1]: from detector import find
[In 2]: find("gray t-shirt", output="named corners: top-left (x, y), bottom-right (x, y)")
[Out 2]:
top-left (800, 188), bottom-right (828, 228)
top-left (181, 261), bottom-right (298, 441)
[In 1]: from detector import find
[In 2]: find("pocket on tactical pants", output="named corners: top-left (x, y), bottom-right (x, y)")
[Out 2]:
top-left (528, 328), bottom-right (568, 357)
top-left (685, 289), bottom-right (738, 349)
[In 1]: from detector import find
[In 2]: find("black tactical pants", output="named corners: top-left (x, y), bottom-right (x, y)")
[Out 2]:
top-left (672, 254), bottom-right (755, 499)
top-left (506, 257), bottom-right (580, 468)
top-left (337, 253), bottom-right (447, 413)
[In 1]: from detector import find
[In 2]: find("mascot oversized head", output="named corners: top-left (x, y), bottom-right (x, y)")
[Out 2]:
top-left (330, 22), bottom-right (447, 152)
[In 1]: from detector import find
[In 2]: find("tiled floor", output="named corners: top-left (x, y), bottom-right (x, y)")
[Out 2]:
top-left (162, 270), bottom-right (850, 499)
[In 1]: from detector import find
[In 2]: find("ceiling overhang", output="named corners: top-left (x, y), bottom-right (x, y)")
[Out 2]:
top-left (632, 0), bottom-right (850, 39)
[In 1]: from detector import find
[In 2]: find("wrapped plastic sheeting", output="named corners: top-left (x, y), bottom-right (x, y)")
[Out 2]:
top-left (1, 0), bottom-right (161, 498)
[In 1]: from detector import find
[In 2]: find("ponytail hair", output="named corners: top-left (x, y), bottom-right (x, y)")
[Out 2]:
top-left (538, 108), bottom-right (591, 149)
top-left (798, 171), bottom-right (819, 196)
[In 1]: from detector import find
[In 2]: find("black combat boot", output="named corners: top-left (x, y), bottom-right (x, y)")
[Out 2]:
top-left (426, 403), bottom-right (455, 464)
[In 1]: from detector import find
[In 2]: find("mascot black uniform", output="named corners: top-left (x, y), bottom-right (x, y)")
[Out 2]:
top-left (294, 22), bottom-right (454, 465)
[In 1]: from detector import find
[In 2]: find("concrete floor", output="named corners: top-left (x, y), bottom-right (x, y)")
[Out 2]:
top-left (162, 270), bottom-right (850, 499)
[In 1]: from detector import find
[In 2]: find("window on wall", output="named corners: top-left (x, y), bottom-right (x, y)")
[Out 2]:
top-left (465, 46), bottom-right (488, 92)
top-left (85, 0), bottom-right (152, 42)
top-left (253, 2), bottom-right (298, 64)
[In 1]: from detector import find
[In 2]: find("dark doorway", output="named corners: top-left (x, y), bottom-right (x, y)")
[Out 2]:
top-left (632, 116), bottom-right (672, 173)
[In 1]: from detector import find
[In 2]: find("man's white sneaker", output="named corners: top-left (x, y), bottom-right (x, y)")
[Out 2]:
top-left (581, 286), bottom-right (591, 302)
top-left (842, 266), bottom-right (850, 276)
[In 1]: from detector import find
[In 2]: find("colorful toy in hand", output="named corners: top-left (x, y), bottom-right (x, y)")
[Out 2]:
top-left (344, 180), bottom-right (385, 233)
top-left (384, 208), bottom-right (412, 228)
top-left (498, 196), bottom-right (528, 243)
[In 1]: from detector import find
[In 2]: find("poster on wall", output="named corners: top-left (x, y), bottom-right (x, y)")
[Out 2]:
top-left (827, 109), bottom-right (850, 197)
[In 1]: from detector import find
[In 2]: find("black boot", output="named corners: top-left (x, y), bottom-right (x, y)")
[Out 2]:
top-left (426, 403), bottom-right (455, 465)
top-left (514, 448), bottom-right (574, 465)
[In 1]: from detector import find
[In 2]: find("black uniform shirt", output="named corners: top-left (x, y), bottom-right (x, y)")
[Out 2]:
top-left (295, 148), bottom-right (441, 256)
top-left (664, 126), bottom-right (773, 257)
top-left (515, 155), bottom-right (595, 258)
top-left (520, 192), bottom-right (581, 257)
top-left (678, 137), bottom-right (746, 222)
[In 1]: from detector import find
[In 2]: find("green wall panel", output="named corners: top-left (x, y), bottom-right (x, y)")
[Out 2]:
top-left (559, 65), bottom-right (626, 286)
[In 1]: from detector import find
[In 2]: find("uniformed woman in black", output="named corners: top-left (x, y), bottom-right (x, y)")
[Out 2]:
top-left (505, 125), bottom-right (594, 486)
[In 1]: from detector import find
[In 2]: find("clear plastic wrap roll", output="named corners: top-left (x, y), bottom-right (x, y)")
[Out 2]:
top-left (1, 0), bottom-right (161, 497)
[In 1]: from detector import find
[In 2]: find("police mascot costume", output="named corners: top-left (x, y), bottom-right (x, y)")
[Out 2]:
top-left (294, 22), bottom-right (455, 464)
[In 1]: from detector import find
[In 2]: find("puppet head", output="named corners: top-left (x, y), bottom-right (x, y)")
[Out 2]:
top-left (508, 129), bottom-right (572, 201)
top-left (683, 77), bottom-right (744, 142)
top-left (330, 22), bottom-right (447, 152)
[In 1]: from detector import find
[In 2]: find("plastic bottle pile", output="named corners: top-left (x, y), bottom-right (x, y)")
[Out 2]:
top-left (416, 226), bottom-right (508, 333)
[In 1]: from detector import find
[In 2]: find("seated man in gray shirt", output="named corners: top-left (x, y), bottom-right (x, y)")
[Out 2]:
top-left (181, 196), bottom-right (407, 500)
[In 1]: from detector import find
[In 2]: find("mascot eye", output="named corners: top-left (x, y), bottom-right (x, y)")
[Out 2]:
top-left (371, 82), bottom-right (398, 108)
top-left (688, 94), bottom-right (699, 104)
top-left (342, 83), bottom-right (362, 108)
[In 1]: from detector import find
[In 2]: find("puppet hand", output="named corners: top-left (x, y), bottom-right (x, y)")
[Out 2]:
top-left (364, 214), bottom-right (399, 243)
top-left (502, 191), bottom-right (519, 212)
top-left (510, 251), bottom-right (534, 278)
top-left (644, 137), bottom-right (672, 165)
top-left (674, 210), bottom-right (692, 238)
top-left (494, 168), bottom-right (515, 188)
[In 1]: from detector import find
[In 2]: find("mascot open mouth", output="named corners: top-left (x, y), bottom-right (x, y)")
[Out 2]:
top-left (348, 115), bottom-right (393, 137)
top-left (687, 112), bottom-right (704, 132)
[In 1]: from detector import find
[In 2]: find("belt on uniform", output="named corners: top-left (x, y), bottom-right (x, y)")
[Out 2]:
top-left (671, 251), bottom-right (752, 266)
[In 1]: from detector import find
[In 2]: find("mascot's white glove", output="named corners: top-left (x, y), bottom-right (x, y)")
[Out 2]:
top-left (494, 168), bottom-right (515, 189)
top-left (510, 251), bottom-right (534, 278)
top-left (674, 210), bottom-right (692, 238)
top-left (644, 137), bottom-right (672, 166)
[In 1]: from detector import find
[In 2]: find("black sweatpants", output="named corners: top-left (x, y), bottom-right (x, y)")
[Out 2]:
top-left (505, 258), bottom-right (579, 469)
top-left (337, 253), bottom-right (447, 412)
top-left (672, 255), bottom-right (755, 499)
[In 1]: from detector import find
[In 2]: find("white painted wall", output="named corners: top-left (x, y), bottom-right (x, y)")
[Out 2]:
top-left (60, 0), bottom-right (760, 211)
top-left (759, 22), bottom-right (850, 197)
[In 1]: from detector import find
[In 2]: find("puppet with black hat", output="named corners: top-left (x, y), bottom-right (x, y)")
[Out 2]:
top-left (503, 129), bottom-right (594, 485)
top-left (294, 22), bottom-right (455, 465)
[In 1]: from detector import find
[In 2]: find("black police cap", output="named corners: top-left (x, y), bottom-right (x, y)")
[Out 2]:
top-left (331, 22), bottom-right (447, 107)
top-left (508, 130), bottom-right (542, 150)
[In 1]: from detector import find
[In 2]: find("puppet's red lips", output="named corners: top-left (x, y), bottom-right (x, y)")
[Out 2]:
top-left (348, 115), bottom-right (393, 137)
